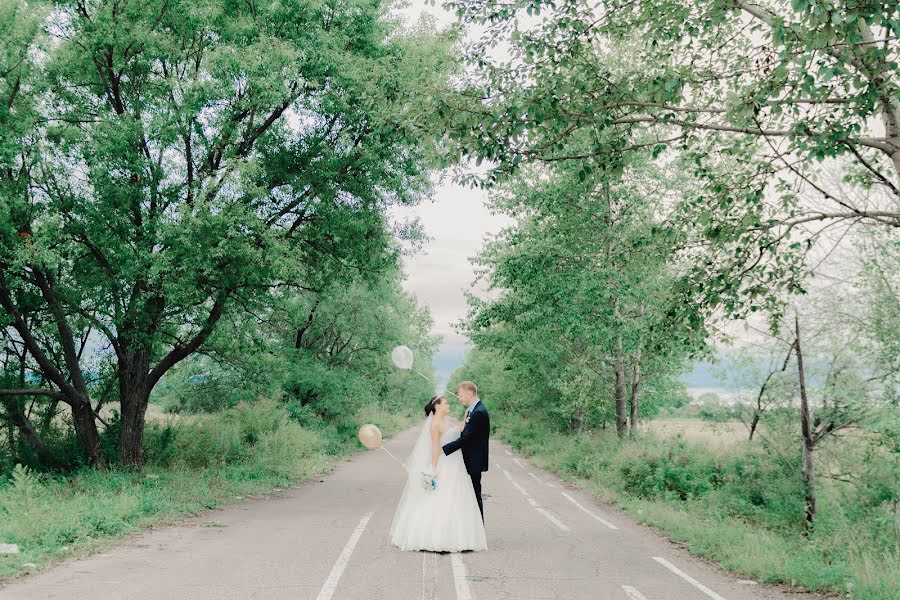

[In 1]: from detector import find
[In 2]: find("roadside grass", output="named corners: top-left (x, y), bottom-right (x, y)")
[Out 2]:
top-left (0, 399), bottom-right (417, 583)
top-left (496, 415), bottom-right (899, 600)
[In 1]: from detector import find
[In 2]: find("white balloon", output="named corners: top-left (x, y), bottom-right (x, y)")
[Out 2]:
top-left (391, 345), bottom-right (414, 370)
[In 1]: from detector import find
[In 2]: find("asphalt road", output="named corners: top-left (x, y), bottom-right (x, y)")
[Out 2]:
top-left (0, 426), bottom-right (822, 600)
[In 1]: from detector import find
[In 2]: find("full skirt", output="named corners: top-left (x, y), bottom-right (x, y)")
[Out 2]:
top-left (389, 449), bottom-right (487, 552)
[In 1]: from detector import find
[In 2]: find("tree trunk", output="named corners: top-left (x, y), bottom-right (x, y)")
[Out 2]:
top-left (3, 400), bottom-right (57, 466)
top-left (794, 312), bottom-right (816, 533)
top-left (748, 411), bottom-right (760, 441)
top-left (72, 401), bottom-right (102, 464)
top-left (0, 279), bottom-right (103, 465)
top-left (612, 297), bottom-right (627, 439)
top-left (118, 386), bottom-right (151, 469)
top-left (6, 420), bottom-right (16, 464)
top-left (629, 303), bottom-right (644, 437)
top-left (749, 343), bottom-right (794, 441)
top-left (629, 346), bottom-right (641, 437)
top-left (31, 268), bottom-right (104, 465)
top-left (117, 349), bottom-right (153, 469)
top-left (614, 334), bottom-right (627, 439)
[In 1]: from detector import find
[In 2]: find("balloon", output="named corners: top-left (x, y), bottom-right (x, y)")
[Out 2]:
top-left (358, 424), bottom-right (383, 449)
top-left (390, 345), bottom-right (414, 370)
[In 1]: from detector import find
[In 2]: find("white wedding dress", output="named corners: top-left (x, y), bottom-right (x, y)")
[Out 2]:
top-left (389, 416), bottom-right (488, 552)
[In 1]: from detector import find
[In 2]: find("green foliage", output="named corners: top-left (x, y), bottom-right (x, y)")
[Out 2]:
top-left (439, 0), bottom-right (899, 325)
top-left (452, 157), bottom-right (701, 435)
top-left (0, 0), bottom-right (454, 467)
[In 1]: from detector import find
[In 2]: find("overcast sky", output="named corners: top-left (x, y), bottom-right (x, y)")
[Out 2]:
top-left (386, 2), bottom-right (512, 386)
top-left (391, 180), bottom-right (511, 385)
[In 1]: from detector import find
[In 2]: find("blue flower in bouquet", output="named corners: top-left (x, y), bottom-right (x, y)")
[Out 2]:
top-left (420, 471), bottom-right (438, 492)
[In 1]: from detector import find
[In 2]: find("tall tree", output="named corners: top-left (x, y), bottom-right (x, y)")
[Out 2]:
top-left (464, 154), bottom-right (698, 434)
top-left (0, 0), bottom-right (453, 467)
top-left (439, 0), bottom-right (899, 322)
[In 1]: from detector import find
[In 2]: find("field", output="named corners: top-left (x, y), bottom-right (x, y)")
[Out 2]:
top-left (642, 418), bottom-right (748, 448)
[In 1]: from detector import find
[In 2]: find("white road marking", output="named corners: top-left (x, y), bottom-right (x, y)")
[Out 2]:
top-left (512, 458), bottom-right (528, 470)
top-left (420, 552), bottom-right (437, 600)
top-left (534, 507), bottom-right (570, 532)
top-left (528, 472), bottom-right (555, 487)
top-left (315, 512), bottom-right (373, 600)
top-left (421, 553), bottom-right (427, 600)
top-left (561, 492), bottom-right (619, 530)
top-left (450, 553), bottom-right (474, 600)
top-left (652, 557), bottom-right (728, 600)
top-left (503, 449), bottom-right (512, 456)
top-left (622, 585), bottom-right (650, 600)
top-left (501, 466), bottom-right (569, 532)
top-left (500, 466), bottom-right (531, 497)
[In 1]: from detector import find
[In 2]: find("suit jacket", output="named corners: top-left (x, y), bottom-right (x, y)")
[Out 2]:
top-left (442, 401), bottom-right (490, 474)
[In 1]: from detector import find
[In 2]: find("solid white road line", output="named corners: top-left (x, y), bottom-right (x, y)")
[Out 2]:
top-left (621, 585), bottom-right (650, 600)
top-left (528, 471), bottom-right (555, 487)
top-left (420, 553), bottom-right (427, 600)
top-left (561, 491), bottom-right (619, 530)
top-left (315, 512), bottom-right (373, 600)
top-left (652, 557), bottom-right (728, 600)
top-left (420, 551), bottom-right (437, 600)
top-left (450, 554), bottom-right (474, 600)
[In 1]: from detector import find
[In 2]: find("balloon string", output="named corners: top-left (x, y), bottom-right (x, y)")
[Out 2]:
top-left (380, 446), bottom-right (405, 467)
top-left (409, 368), bottom-right (458, 398)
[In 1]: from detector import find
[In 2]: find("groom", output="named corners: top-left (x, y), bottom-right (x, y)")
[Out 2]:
top-left (442, 381), bottom-right (490, 521)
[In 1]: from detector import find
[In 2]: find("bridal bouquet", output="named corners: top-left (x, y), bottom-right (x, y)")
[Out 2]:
top-left (420, 471), bottom-right (438, 492)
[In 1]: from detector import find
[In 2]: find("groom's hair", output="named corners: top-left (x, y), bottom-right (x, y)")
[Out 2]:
top-left (458, 381), bottom-right (477, 395)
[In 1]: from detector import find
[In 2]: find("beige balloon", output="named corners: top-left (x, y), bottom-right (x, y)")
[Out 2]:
top-left (358, 424), bottom-right (383, 449)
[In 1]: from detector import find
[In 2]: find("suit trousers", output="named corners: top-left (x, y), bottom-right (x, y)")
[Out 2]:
top-left (469, 471), bottom-right (483, 522)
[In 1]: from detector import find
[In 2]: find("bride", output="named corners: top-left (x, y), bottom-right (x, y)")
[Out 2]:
top-left (389, 396), bottom-right (488, 552)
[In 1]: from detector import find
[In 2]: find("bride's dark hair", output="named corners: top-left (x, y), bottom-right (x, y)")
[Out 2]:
top-left (424, 396), bottom-right (443, 417)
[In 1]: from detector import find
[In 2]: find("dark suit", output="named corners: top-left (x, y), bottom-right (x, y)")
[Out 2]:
top-left (442, 400), bottom-right (490, 521)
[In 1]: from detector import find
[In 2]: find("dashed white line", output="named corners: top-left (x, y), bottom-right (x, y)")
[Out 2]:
top-left (503, 449), bottom-right (512, 456)
top-left (528, 472), bottom-right (555, 487)
top-left (450, 553), bottom-right (474, 600)
top-left (503, 470), bottom-right (531, 497)
top-left (512, 457), bottom-right (528, 470)
top-left (315, 512), bottom-right (373, 600)
top-left (534, 507), bottom-right (570, 532)
top-left (622, 585), bottom-right (650, 600)
top-left (500, 466), bottom-right (569, 532)
top-left (652, 557), bottom-right (728, 600)
top-left (561, 491), bottom-right (619, 530)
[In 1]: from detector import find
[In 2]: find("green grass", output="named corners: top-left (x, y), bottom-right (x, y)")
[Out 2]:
top-left (495, 415), bottom-right (900, 600)
top-left (0, 399), bottom-right (418, 582)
